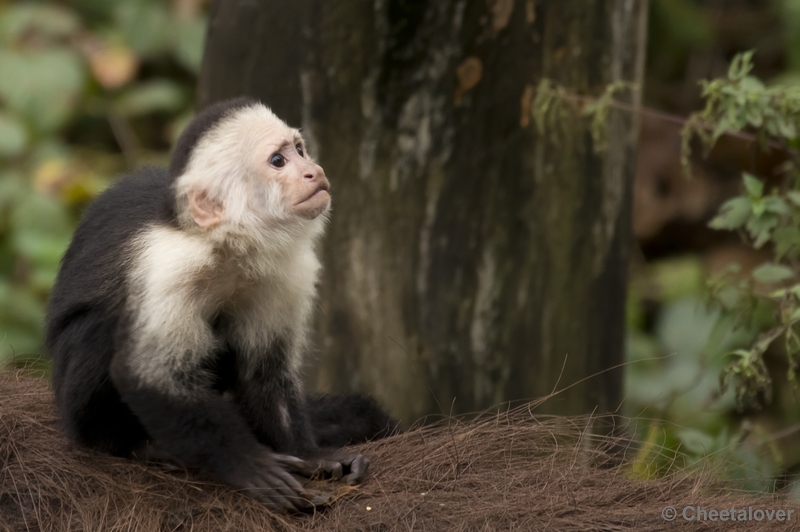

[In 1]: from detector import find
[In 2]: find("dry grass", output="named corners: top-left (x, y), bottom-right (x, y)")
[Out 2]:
top-left (1, 370), bottom-right (796, 531)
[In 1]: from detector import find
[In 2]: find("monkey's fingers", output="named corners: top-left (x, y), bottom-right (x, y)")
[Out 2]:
top-left (273, 468), bottom-right (325, 512)
top-left (275, 454), bottom-right (348, 482)
top-left (274, 453), bottom-right (319, 477)
top-left (340, 454), bottom-right (370, 485)
top-left (314, 459), bottom-right (344, 481)
top-left (241, 465), bottom-right (316, 512)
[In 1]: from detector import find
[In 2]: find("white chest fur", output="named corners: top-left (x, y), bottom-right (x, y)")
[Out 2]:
top-left (126, 224), bottom-right (322, 388)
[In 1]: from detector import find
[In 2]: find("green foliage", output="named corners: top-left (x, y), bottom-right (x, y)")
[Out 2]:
top-left (624, 248), bottom-right (798, 492)
top-left (532, 79), bottom-right (637, 154)
top-left (684, 52), bottom-right (800, 410)
top-left (681, 51), bottom-right (800, 174)
top-left (533, 47), bottom-right (796, 488)
top-left (625, 257), bottom-right (778, 489)
top-left (0, 0), bottom-right (207, 365)
top-left (531, 79), bottom-right (578, 146)
top-left (630, 418), bottom-right (779, 492)
top-left (583, 81), bottom-right (638, 153)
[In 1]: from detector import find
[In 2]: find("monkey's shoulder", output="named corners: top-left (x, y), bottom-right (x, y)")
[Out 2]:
top-left (79, 167), bottom-right (177, 236)
top-left (62, 169), bottom-right (173, 259)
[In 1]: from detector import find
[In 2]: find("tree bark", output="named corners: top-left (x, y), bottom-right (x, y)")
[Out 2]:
top-left (200, 0), bottom-right (647, 424)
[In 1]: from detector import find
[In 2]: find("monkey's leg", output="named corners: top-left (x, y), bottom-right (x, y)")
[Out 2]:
top-left (109, 354), bottom-right (320, 512)
top-left (305, 392), bottom-right (398, 448)
top-left (49, 308), bottom-right (148, 456)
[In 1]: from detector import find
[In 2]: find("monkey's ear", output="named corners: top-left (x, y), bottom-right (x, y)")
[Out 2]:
top-left (187, 189), bottom-right (224, 228)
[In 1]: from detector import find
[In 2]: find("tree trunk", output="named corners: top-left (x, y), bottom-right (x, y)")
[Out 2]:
top-left (200, 0), bottom-right (647, 424)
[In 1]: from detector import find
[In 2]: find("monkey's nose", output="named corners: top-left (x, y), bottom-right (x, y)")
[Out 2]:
top-left (304, 164), bottom-right (328, 186)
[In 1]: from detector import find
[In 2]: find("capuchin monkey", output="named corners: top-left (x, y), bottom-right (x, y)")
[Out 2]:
top-left (45, 97), bottom-right (396, 512)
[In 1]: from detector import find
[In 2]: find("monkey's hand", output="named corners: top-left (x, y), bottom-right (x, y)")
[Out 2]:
top-left (226, 450), bottom-right (330, 512)
top-left (276, 450), bottom-right (370, 486)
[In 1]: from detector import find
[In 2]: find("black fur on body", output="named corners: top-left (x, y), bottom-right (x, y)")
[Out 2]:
top-left (45, 98), bottom-right (397, 511)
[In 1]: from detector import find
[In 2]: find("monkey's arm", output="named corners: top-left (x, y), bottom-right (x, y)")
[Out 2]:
top-left (231, 343), bottom-right (370, 486)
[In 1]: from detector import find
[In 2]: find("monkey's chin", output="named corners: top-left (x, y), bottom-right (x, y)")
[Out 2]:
top-left (294, 190), bottom-right (331, 220)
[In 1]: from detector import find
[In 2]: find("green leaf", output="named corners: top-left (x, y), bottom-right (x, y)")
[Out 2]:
top-left (753, 230), bottom-right (773, 249)
top-left (743, 173), bottom-right (764, 198)
top-left (729, 349), bottom-right (752, 360)
top-left (746, 213), bottom-right (778, 247)
top-left (709, 196), bottom-right (751, 230)
top-left (0, 4), bottom-right (81, 44)
top-left (740, 75), bottom-right (765, 92)
top-left (0, 49), bottom-right (86, 133)
top-left (0, 112), bottom-right (28, 157)
top-left (712, 117), bottom-right (732, 143)
top-left (745, 107), bottom-right (763, 128)
top-left (114, 80), bottom-right (186, 116)
top-left (773, 226), bottom-right (800, 260)
top-left (728, 50), bottom-right (755, 81)
top-left (751, 198), bottom-right (766, 217)
top-left (763, 196), bottom-right (791, 215)
top-left (770, 287), bottom-right (790, 298)
top-left (752, 263), bottom-right (796, 283)
top-left (786, 190), bottom-right (800, 207)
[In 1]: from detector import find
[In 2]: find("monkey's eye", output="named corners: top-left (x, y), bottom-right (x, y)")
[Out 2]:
top-left (269, 153), bottom-right (286, 168)
top-left (295, 144), bottom-right (304, 157)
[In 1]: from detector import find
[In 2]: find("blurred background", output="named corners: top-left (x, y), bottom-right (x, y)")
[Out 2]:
top-left (2, 0), bottom-right (800, 496)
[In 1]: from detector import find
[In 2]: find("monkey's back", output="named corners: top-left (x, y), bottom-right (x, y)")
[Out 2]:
top-left (44, 168), bottom-right (177, 454)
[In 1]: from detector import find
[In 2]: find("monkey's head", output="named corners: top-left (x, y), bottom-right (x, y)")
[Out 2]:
top-left (171, 98), bottom-right (330, 243)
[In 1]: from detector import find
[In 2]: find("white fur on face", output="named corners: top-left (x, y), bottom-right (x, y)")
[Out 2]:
top-left (174, 103), bottom-right (329, 255)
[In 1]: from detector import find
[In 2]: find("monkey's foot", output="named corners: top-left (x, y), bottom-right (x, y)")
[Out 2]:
top-left (226, 451), bottom-right (332, 513)
top-left (275, 451), bottom-right (370, 486)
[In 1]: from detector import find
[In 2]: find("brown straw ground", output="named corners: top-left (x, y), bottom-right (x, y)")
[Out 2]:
top-left (1, 370), bottom-right (797, 531)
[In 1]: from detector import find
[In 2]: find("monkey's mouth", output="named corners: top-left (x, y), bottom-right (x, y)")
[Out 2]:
top-left (295, 183), bottom-right (330, 207)
top-left (293, 183), bottom-right (331, 219)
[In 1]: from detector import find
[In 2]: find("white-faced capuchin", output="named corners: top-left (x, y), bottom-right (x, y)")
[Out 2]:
top-left (45, 97), bottom-right (397, 512)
